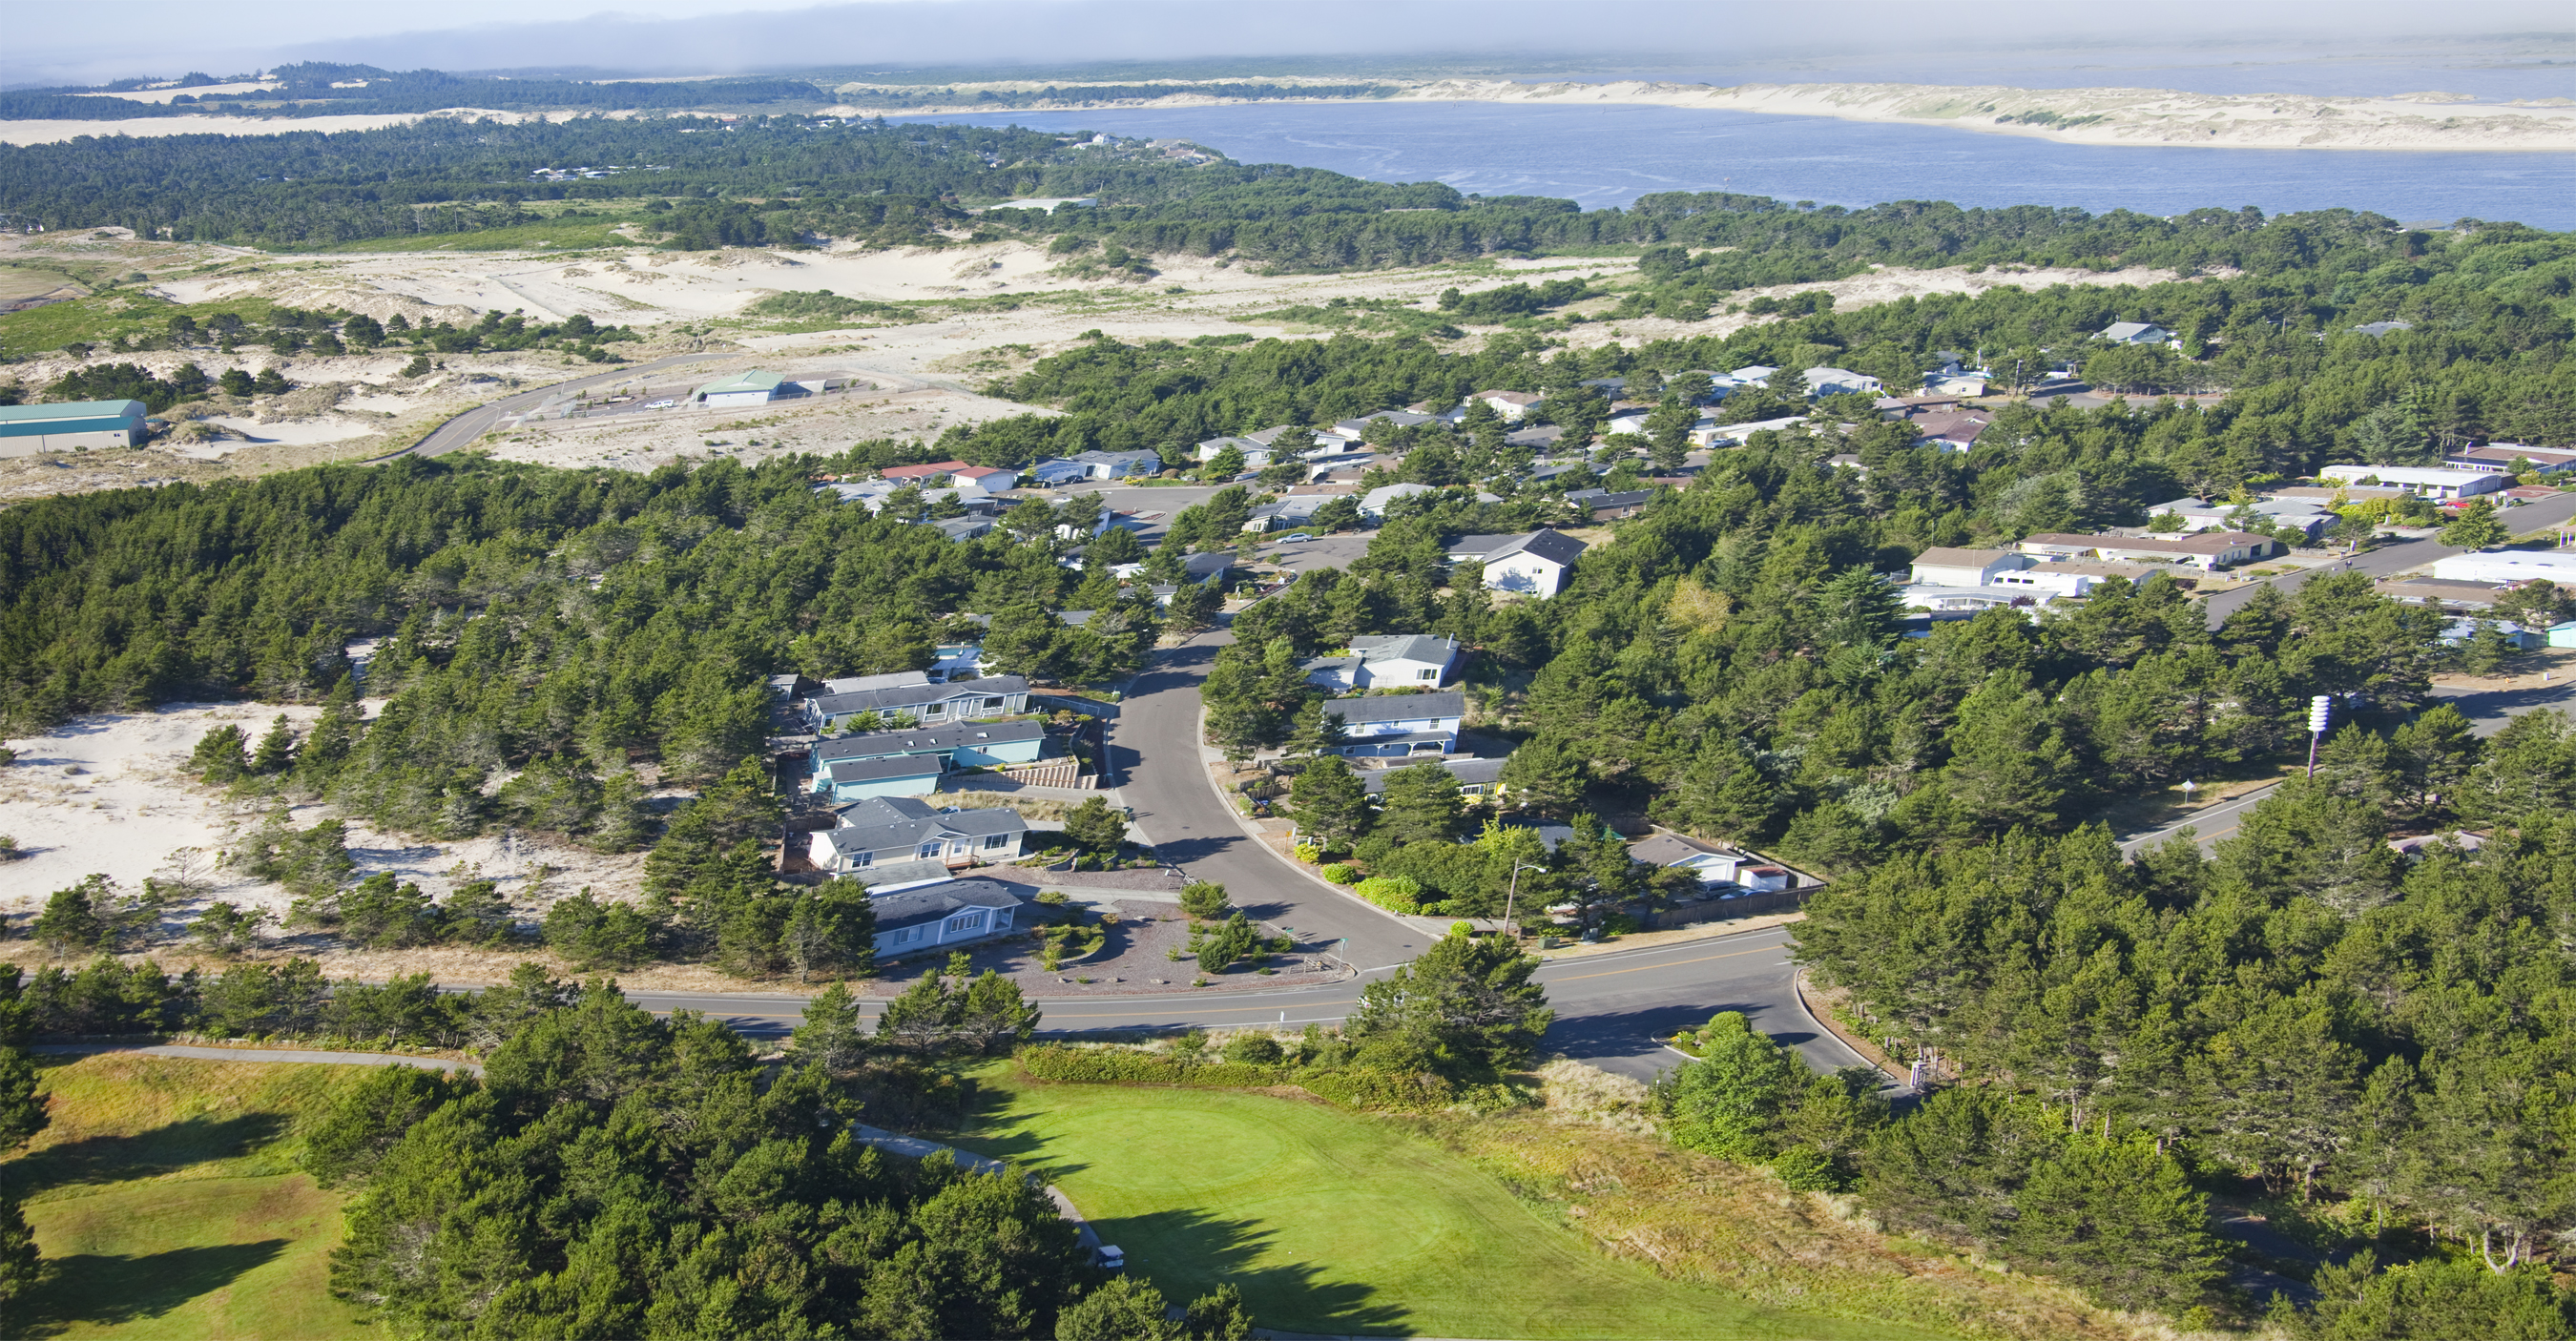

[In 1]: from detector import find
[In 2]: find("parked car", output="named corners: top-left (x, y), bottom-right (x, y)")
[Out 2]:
top-left (1094, 1245), bottom-right (1126, 1271)
top-left (644, 399), bottom-right (676, 409)
top-left (1279, 533), bottom-right (1313, 543)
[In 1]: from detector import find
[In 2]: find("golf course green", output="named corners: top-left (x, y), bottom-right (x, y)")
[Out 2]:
top-left (953, 1076), bottom-right (1956, 1340)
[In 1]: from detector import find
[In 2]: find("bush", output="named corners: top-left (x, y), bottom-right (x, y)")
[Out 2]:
top-left (1320, 863), bottom-right (1358, 884)
top-left (1221, 1034), bottom-right (1284, 1064)
top-left (1352, 875), bottom-right (1423, 914)
top-left (1015, 1042), bottom-right (1455, 1111)
top-left (1035, 889), bottom-right (1068, 905)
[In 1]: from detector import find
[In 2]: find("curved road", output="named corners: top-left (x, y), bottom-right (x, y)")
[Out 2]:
top-left (381, 352), bottom-right (731, 461)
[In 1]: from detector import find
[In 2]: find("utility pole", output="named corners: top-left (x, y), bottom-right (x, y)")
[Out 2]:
top-left (1502, 862), bottom-right (1547, 940)
top-left (2305, 694), bottom-right (2332, 778)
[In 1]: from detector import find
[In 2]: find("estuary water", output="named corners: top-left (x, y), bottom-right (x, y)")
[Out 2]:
top-left (904, 101), bottom-right (2576, 230)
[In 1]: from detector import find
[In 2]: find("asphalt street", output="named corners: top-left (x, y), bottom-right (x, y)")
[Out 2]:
top-left (627, 925), bottom-right (1868, 1084)
top-left (2200, 489), bottom-right (2576, 627)
top-left (383, 352), bottom-right (731, 461)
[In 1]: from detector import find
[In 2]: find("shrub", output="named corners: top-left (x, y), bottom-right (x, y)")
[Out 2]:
top-left (1352, 875), bottom-right (1423, 914)
top-left (1221, 1034), bottom-right (1284, 1064)
top-left (1036, 889), bottom-right (1068, 905)
top-left (1320, 863), bottom-right (1358, 884)
top-left (1294, 842), bottom-right (1323, 863)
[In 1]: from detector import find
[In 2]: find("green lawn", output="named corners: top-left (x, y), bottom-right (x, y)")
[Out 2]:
top-left (953, 1075), bottom-right (1951, 1340)
top-left (6, 1055), bottom-right (370, 1340)
top-left (275, 215), bottom-right (644, 254)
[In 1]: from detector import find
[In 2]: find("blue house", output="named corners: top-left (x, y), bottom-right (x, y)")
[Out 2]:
top-left (810, 719), bottom-right (1049, 797)
top-left (1028, 459), bottom-right (1091, 487)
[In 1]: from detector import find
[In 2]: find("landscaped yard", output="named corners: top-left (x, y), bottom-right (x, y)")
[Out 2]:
top-left (5, 1054), bottom-right (370, 1340)
top-left (950, 1072), bottom-right (1953, 1341)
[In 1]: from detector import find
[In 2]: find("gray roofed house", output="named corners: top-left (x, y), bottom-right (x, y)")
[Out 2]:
top-left (1303, 633), bottom-right (1461, 691)
top-left (2353, 320), bottom-right (2415, 338)
top-left (805, 675), bottom-right (1029, 732)
top-left (1324, 691), bottom-right (1465, 757)
top-left (808, 796), bottom-right (1031, 874)
top-left (864, 877), bottom-right (1026, 957)
top-left (2099, 322), bottom-right (2172, 345)
top-left (1445, 530), bottom-right (1588, 597)
top-left (1361, 755), bottom-right (1507, 796)
top-left (1564, 487), bottom-right (1653, 520)
top-left (809, 718), bottom-right (1048, 795)
top-left (1333, 410), bottom-right (1438, 439)
top-left (1361, 482), bottom-right (1440, 520)
top-left (1503, 424), bottom-right (1564, 450)
top-left (842, 858), bottom-right (957, 892)
top-left (823, 670), bottom-right (934, 695)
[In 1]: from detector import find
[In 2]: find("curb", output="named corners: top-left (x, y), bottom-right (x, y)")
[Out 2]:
top-left (1790, 969), bottom-right (1907, 1086)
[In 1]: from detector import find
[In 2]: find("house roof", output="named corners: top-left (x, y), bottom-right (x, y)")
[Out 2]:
top-left (1503, 425), bottom-right (1565, 448)
top-left (1337, 410), bottom-right (1437, 432)
top-left (1361, 483), bottom-right (1439, 513)
top-left (1348, 633), bottom-right (1458, 667)
top-left (2353, 320), bottom-right (2414, 337)
top-left (2102, 322), bottom-right (2165, 340)
top-left (821, 797), bottom-right (1030, 860)
top-left (1446, 529), bottom-right (1588, 567)
top-left (880, 460), bottom-right (973, 479)
top-left (868, 878), bottom-right (1023, 932)
top-left (1361, 755), bottom-right (1506, 794)
top-left (1568, 488), bottom-right (1653, 510)
top-left (695, 370), bottom-right (785, 395)
top-left (811, 674), bottom-right (1029, 718)
top-left (823, 670), bottom-right (934, 695)
top-left (2024, 531), bottom-right (2272, 555)
top-left (1627, 833), bottom-right (1731, 867)
top-left (844, 859), bottom-right (958, 892)
top-left (1474, 390), bottom-right (1545, 406)
top-left (814, 717), bottom-right (1046, 764)
top-left (1912, 547), bottom-right (2015, 569)
top-left (1326, 691), bottom-right (1465, 726)
top-left (824, 755), bottom-right (947, 784)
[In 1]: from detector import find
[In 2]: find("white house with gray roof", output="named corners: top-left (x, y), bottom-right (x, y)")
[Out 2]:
top-left (863, 877), bottom-right (1027, 957)
top-left (1445, 530), bottom-right (1587, 598)
top-left (1302, 634), bottom-right (1462, 691)
top-left (1323, 691), bottom-right (1465, 757)
top-left (808, 796), bottom-right (1030, 874)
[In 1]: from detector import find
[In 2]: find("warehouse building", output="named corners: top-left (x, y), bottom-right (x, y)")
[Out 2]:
top-left (0, 400), bottom-right (150, 455)
top-left (690, 370), bottom-right (789, 407)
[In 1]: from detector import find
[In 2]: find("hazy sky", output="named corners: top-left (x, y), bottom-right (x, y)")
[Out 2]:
top-left (7, 0), bottom-right (2570, 88)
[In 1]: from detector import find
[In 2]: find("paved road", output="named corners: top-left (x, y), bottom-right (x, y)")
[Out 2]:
top-left (625, 925), bottom-right (1868, 1084)
top-left (384, 352), bottom-right (730, 461)
top-left (2116, 676), bottom-right (2576, 856)
top-left (2202, 490), bottom-right (2576, 628)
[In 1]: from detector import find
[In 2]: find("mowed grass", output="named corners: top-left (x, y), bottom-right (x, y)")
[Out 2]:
top-left (953, 1074), bottom-right (1950, 1340)
top-left (5, 1055), bottom-right (371, 1340)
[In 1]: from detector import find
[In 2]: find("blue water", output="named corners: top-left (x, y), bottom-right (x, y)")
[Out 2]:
top-left (904, 101), bottom-right (2576, 230)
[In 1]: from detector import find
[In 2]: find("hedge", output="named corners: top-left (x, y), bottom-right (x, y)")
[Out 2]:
top-left (1015, 1043), bottom-right (1455, 1111)
top-left (1352, 875), bottom-right (1423, 914)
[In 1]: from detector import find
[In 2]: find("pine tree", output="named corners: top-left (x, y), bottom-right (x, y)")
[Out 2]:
top-left (1289, 756), bottom-right (1371, 849)
top-left (189, 723), bottom-right (250, 782)
top-left (791, 979), bottom-right (869, 1073)
top-left (1376, 761), bottom-right (1465, 845)
top-left (249, 713), bottom-right (296, 774)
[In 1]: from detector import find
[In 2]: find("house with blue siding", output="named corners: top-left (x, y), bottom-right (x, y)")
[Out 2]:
top-left (809, 719), bottom-right (1048, 796)
top-left (1323, 691), bottom-right (1465, 758)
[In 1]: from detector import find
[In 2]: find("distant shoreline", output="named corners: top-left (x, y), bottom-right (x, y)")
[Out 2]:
top-left (833, 77), bottom-right (2576, 154)
top-left (7, 79), bottom-right (2572, 153)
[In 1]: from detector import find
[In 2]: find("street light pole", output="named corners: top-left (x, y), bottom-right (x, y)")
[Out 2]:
top-left (1502, 863), bottom-right (1547, 939)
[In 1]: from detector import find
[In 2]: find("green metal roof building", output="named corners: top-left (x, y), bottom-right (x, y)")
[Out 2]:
top-left (0, 400), bottom-right (149, 456)
top-left (691, 370), bottom-right (786, 407)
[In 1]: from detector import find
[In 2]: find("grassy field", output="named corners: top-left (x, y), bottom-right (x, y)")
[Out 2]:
top-left (0, 292), bottom-right (281, 361)
top-left (951, 1072), bottom-right (1952, 1340)
top-left (276, 215), bottom-right (645, 255)
top-left (5, 1054), bottom-right (370, 1340)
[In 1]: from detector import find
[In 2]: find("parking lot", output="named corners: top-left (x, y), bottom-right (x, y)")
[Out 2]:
top-left (1252, 530), bottom-right (1376, 576)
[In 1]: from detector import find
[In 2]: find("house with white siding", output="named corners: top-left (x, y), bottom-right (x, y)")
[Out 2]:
top-left (1301, 634), bottom-right (1462, 691)
top-left (804, 674), bottom-right (1029, 733)
top-left (1445, 530), bottom-right (1587, 597)
top-left (807, 796), bottom-right (1030, 873)
top-left (1324, 691), bottom-right (1465, 758)
top-left (865, 878), bottom-right (1027, 958)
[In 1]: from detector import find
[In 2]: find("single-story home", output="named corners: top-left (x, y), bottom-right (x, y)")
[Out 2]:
top-left (1247, 424), bottom-right (1361, 455)
top-left (1564, 487), bottom-right (1654, 521)
top-left (1324, 691), bottom-right (1466, 757)
top-left (1719, 365), bottom-right (1779, 387)
top-left (1900, 584), bottom-right (2045, 612)
top-left (809, 796), bottom-right (1029, 872)
top-left (1195, 436), bottom-right (1272, 466)
top-left (1302, 634), bottom-right (1463, 691)
top-left (809, 718), bottom-right (1048, 796)
top-left (951, 464), bottom-right (1021, 490)
top-left (2353, 320), bottom-right (2415, 338)
top-left (2099, 322), bottom-right (2172, 346)
top-left (932, 517), bottom-right (993, 542)
top-left (1068, 449), bottom-right (1164, 480)
top-left (1626, 834), bottom-right (1784, 887)
top-left (1801, 367), bottom-right (1882, 397)
top-left (804, 673), bottom-right (1030, 733)
top-left (1243, 496), bottom-right (1324, 532)
top-left (0, 400), bottom-right (150, 455)
top-left (867, 878), bottom-right (1026, 958)
top-left (1445, 530), bottom-right (1588, 597)
top-left (1334, 410), bottom-right (1439, 440)
top-left (1471, 390), bottom-right (1546, 421)
top-left (1503, 424), bottom-right (1565, 450)
top-left (2149, 496), bottom-right (2332, 537)
top-left (2016, 531), bottom-right (2278, 570)
top-left (1604, 409), bottom-right (1652, 437)
top-left (1028, 459), bottom-right (1091, 487)
top-left (1360, 755), bottom-right (1507, 798)
top-left (1361, 482), bottom-right (1441, 520)
top-left (881, 459), bottom-right (976, 482)
top-left (2318, 464), bottom-right (2506, 502)
top-left (1909, 547), bottom-right (2032, 588)
top-left (1909, 411), bottom-right (1992, 453)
